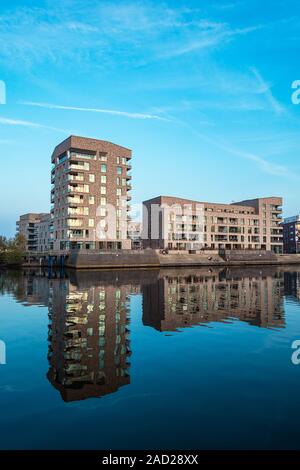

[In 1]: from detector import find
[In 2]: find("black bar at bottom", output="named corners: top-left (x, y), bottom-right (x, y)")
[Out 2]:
top-left (0, 450), bottom-right (299, 465)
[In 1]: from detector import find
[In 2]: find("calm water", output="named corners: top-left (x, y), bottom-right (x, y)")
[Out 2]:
top-left (0, 266), bottom-right (300, 450)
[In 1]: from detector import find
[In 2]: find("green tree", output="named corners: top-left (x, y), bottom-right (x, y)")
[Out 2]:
top-left (0, 234), bottom-right (26, 266)
top-left (0, 236), bottom-right (8, 250)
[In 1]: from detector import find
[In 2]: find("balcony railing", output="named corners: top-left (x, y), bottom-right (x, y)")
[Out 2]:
top-left (68, 174), bottom-right (84, 182)
top-left (67, 219), bottom-right (83, 228)
top-left (68, 184), bottom-right (89, 194)
top-left (69, 162), bottom-right (90, 171)
top-left (68, 196), bottom-right (84, 205)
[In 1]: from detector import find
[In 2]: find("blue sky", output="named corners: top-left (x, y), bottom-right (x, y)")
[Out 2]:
top-left (0, 0), bottom-right (300, 236)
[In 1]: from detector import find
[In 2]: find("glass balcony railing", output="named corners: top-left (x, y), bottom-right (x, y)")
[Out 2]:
top-left (68, 185), bottom-right (89, 193)
top-left (68, 197), bottom-right (84, 205)
top-left (67, 219), bottom-right (83, 228)
top-left (69, 162), bottom-right (90, 171)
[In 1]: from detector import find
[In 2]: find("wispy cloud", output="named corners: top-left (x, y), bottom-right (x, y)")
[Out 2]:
top-left (250, 67), bottom-right (285, 115)
top-left (20, 101), bottom-right (170, 121)
top-left (223, 145), bottom-right (297, 178)
top-left (176, 117), bottom-right (297, 180)
top-left (0, 116), bottom-right (71, 133)
top-left (160, 24), bottom-right (262, 59)
top-left (0, 1), bottom-right (263, 69)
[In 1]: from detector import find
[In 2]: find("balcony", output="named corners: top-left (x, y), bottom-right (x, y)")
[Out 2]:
top-left (126, 183), bottom-right (132, 191)
top-left (215, 235), bottom-right (228, 241)
top-left (126, 163), bottom-right (132, 171)
top-left (68, 196), bottom-right (84, 206)
top-left (229, 227), bottom-right (241, 233)
top-left (69, 162), bottom-right (90, 172)
top-left (68, 173), bottom-right (84, 182)
top-left (67, 219), bottom-right (83, 228)
top-left (68, 207), bottom-right (89, 216)
top-left (218, 226), bottom-right (228, 234)
top-left (68, 184), bottom-right (89, 194)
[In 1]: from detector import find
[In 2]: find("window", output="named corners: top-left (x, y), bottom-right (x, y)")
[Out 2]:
top-left (100, 219), bottom-right (106, 228)
top-left (89, 196), bottom-right (95, 205)
top-left (101, 164), bottom-right (107, 173)
top-left (101, 197), bottom-right (106, 206)
top-left (117, 157), bottom-right (120, 164)
top-left (122, 178), bottom-right (126, 186)
top-left (117, 177), bottom-right (120, 185)
top-left (89, 174), bottom-right (95, 182)
top-left (117, 209), bottom-right (122, 218)
top-left (99, 208), bottom-right (106, 216)
top-left (122, 157), bottom-right (126, 165)
top-left (101, 175), bottom-right (106, 184)
top-left (101, 186), bottom-right (106, 195)
top-left (117, 166), bottom-right (122, 175)
top-left (100, 154), bottom-right (107, 161)
top-left (88, 219), bottom-right (95, 227)
top-left (117, 188), bottom-right (122, 196)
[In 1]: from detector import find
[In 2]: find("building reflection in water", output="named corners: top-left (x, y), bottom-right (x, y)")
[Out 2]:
top-left (47, 273), bottom-right (133, 402)
top-left (2, 266), bottom-right (300, 402)
top-left (142, 267), bottom-right (286, 331)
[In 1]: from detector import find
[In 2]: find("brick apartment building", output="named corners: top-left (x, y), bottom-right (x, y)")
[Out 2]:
top-left (16, 213), bottom-right (51, 252)
top-left (142, 195), bottom-right (283, 253)
top-left (282, 215), bottom-right (300, 253)
top-left (51, 135), bottom-right (132, 251)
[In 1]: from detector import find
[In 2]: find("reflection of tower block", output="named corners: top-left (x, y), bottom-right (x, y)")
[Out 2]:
top-left (47, 280), bottom-right (131, 402)
top-left (0, 81), bottom-right (6, 104)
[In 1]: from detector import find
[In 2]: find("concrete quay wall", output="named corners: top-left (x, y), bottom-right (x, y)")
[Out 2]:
top-left (64, 250), bottom-right (300, 270)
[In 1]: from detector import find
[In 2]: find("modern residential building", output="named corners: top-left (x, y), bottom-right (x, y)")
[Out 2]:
top-left (142, 196), bottom-right (283, 253)
top-left (127, 221), bottom-right (142, 249)
top-left (37, 213), bottom-right (52, 252)
top-left (51, 135), bottom-right (132, 252)
top-left (16, 213), bottom-right (50, 252)
top-left (282, 215), bottom-right (300, 253)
